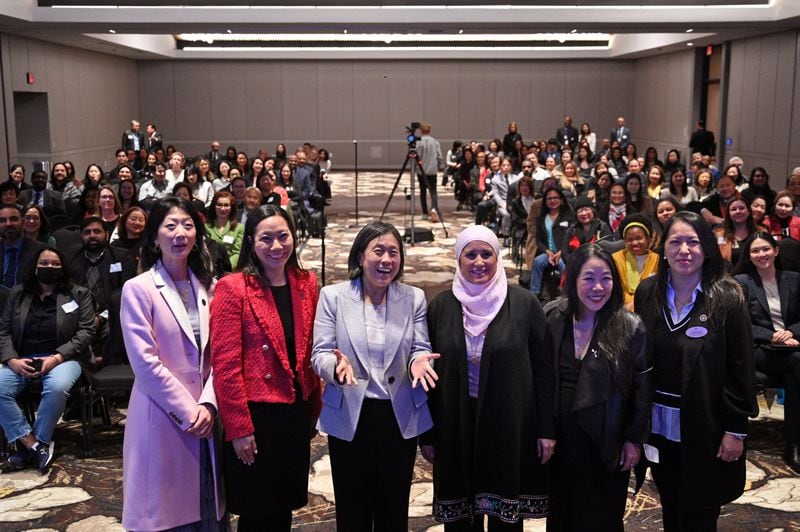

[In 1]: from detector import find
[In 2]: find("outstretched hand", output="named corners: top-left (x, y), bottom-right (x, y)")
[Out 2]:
top-left (334, 349), bottom-right (358, 386)
top-left (411, 353), bottom-right (441, 391)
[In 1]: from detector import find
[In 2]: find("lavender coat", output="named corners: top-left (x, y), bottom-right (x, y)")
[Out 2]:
top-left (121, 263), bottom-right (224, 531)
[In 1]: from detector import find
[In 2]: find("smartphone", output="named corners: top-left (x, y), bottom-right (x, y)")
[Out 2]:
top-left (29, 358), bottom-right (43, 373)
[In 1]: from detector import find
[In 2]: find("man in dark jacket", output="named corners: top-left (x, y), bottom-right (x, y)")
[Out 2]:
top-left (66, 217), bottom-right (136, 347)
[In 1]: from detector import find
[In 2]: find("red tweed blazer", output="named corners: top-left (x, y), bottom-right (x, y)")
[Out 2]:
top-left (210, 270), bottom-right (322, 441)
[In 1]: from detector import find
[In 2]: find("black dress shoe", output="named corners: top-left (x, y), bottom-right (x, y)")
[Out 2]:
top-left (784, 443), bottom-right (800, 473)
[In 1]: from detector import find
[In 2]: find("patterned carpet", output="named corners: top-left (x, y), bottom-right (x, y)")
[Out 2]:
top-left (1, 171), bottom-right (799, 531)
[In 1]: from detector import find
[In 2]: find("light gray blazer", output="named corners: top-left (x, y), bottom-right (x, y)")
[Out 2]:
top-left (311, 278), bottom-right (433, 442)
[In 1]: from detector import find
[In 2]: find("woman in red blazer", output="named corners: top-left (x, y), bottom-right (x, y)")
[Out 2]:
top-left (210, 205), bottom-right (321, 531)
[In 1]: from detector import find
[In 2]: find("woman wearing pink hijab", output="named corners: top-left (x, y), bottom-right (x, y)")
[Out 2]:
top-left (423, 225), bottom-right (556, 531)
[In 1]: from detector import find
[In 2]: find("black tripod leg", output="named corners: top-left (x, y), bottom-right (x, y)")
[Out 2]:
top-left (380, 155), bottom-right (410, 221)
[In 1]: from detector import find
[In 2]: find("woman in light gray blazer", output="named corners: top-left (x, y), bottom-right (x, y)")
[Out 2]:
top-left (312, 221), bottom-right (439, 532)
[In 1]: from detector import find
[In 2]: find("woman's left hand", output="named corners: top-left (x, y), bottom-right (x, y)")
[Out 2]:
top-left (537, 438), bottom-right (556, 464)
top-left (619, 441), bottom-right (641, 471)
top-left (411, 353), bottom-right (441, 391)
top-left (187, 404), bottom-right (215, 439)
top-left (716, 433), bottom-right (744, 462)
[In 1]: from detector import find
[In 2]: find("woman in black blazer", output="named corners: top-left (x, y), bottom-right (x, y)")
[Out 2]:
top-left (546, 243), bottom-right (653, 531)
top-left (634, 211), bottom-right (757, 531)
top-left (0, 246), bottom-right (94, 474)
top-left (734, 231), bottom-right (800, 472)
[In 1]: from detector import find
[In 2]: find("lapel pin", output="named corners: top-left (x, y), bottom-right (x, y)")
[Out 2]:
top-left (699, 314), bottom-right (707, 322)
top-left (591, 348), bottom-right (599, 359)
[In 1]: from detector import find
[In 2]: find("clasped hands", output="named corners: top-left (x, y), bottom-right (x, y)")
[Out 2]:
top-left (333, 349), bottom-right (441, 392)
top-left (7, 354), bottom-right (62, 378)
top-left (772, 329), bottom-right (799, 347)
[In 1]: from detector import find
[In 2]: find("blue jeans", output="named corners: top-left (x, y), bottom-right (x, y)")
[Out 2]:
top-left (0, 359), bottom-right (82, 444)
top-left (529, 253), bottom-right (565, 295)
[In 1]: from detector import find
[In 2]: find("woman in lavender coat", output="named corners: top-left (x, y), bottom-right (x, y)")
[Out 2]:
top-left (121, 197), bottom-right (226, 531)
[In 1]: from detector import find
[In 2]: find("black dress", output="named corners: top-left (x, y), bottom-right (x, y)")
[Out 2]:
top-left (547, 328), bottom-right (630, 532)
top-left (222, 284), bottom-right (312, 519)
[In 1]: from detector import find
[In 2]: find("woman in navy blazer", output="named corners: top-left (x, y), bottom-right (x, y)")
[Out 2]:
top-left (311, 221), bottom-right (439, 531)
top-left (734, 231), bottom-right (800, 472)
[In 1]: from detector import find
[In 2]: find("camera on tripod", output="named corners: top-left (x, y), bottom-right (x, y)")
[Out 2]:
top-left (405, 122), bottom-right (420, 150)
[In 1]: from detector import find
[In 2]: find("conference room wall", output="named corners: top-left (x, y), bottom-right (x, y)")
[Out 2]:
top-left (725, 29), bottom-right (800, 183)
top-left (0, 34), bottom-right (140, 177)
top-left (137, 59), bottom-right (638, 169)
top-left (631, 48), bottom-right (697, 166)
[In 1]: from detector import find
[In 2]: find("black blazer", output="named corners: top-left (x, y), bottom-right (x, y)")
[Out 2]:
top-left (735, 271), bottom-right (800, 345)
top-left (121, 130), bottom-right (145, 152)
top-left (1, 237), bottom-right (47, 287)
top-left (0, 283), bottom-right (95, 367)
top-left (547, 302), bottom-right (653, 472)
top-left (634, 276), bottom-right (757, 510)
top-left (19, 188), bottom-right (67, 219)
top-left (66, 244), bottom-right (136, 312)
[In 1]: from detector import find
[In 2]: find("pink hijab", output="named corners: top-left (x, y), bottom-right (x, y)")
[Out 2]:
top-left (452, 225), bottom-right (508, 337)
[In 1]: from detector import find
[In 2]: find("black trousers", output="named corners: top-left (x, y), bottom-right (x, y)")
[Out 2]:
top-left (756, 346), bottom-right (800, 444)
top-left (651, 441), bottom-right (721, 532)
top-left (417, 173), bottom-right (439, 214)
top-left (328, 399), bottom-right (418, 532)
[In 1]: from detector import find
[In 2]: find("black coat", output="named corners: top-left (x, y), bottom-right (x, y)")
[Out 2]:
top-left (1, 237), bottom-right (46, 288)
top-left (546, 302), bottom-right (653, 472)
top-left (634, 276), bottom-right (757, 510)
top-left (19, 188), bottom-right (67, 219)
top-left (66, 244), bottom-right (136, 313)
top-left (425, 286), bottom-right (555, 523)
top-left (735, 270), bottom-right (800, 345)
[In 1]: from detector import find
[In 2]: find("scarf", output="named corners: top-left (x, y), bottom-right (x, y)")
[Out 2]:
top-left (452, 225), bottom-right (508, 337)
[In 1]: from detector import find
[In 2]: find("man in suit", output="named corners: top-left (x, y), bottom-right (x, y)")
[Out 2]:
top-left (207, 140), bottom-right (223, 172)
top-left (0, 203), bottom-right (46, 288)
top-left (293, 149), bottom-right (318, 214)
top-left (556, 115), bottom-right (579, 152)
top-left (610, 116), bottom-right (632, 150)
top-left (19, 170), bottom-right (66, 219)
top-left (689, 120), bottom-right (716, 157)
top-left (121, 120), bottom-right (145, 153)
top-left (66, 217), bottom-right (136, 346)
top-left (144, 122), bottom-right (163, 153)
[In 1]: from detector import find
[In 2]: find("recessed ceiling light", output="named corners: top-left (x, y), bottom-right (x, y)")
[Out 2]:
top-left (686, 28), bottom-right (694, 33)
top-left (571, 29), bottom-right (578, 34)
top-left (459, 29), bottom-right (464, 34)
top-left (687, 42), bottom-right (694, 46)
top-left (109, 29), bottom-right (116, 34)
top-left (343, 29), bottom-right (348, 34)
top-left (226, 29), bottom-right (232, 34)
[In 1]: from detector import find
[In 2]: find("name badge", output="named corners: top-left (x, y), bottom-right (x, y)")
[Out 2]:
top-left (109, 262), bottom-right (122, 273)
top-left (223, 235), bottom-right (235, 244)
top-left (62, 300), bottom-right (79, 313)
top-left (686, 326), bottom-right (708, 338)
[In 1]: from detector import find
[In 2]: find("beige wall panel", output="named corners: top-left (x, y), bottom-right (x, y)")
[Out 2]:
top-left (281, 63), bottom-right (319, 144)
top-left (173, 62), bottom-right (212, 142)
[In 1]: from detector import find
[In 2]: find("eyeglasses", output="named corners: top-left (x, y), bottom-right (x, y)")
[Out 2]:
top-left (546, 196), bottom-right (561, 202)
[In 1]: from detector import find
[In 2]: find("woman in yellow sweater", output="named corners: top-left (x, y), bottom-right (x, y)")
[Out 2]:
top-left (612, 213), bottom-right (660, 311)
